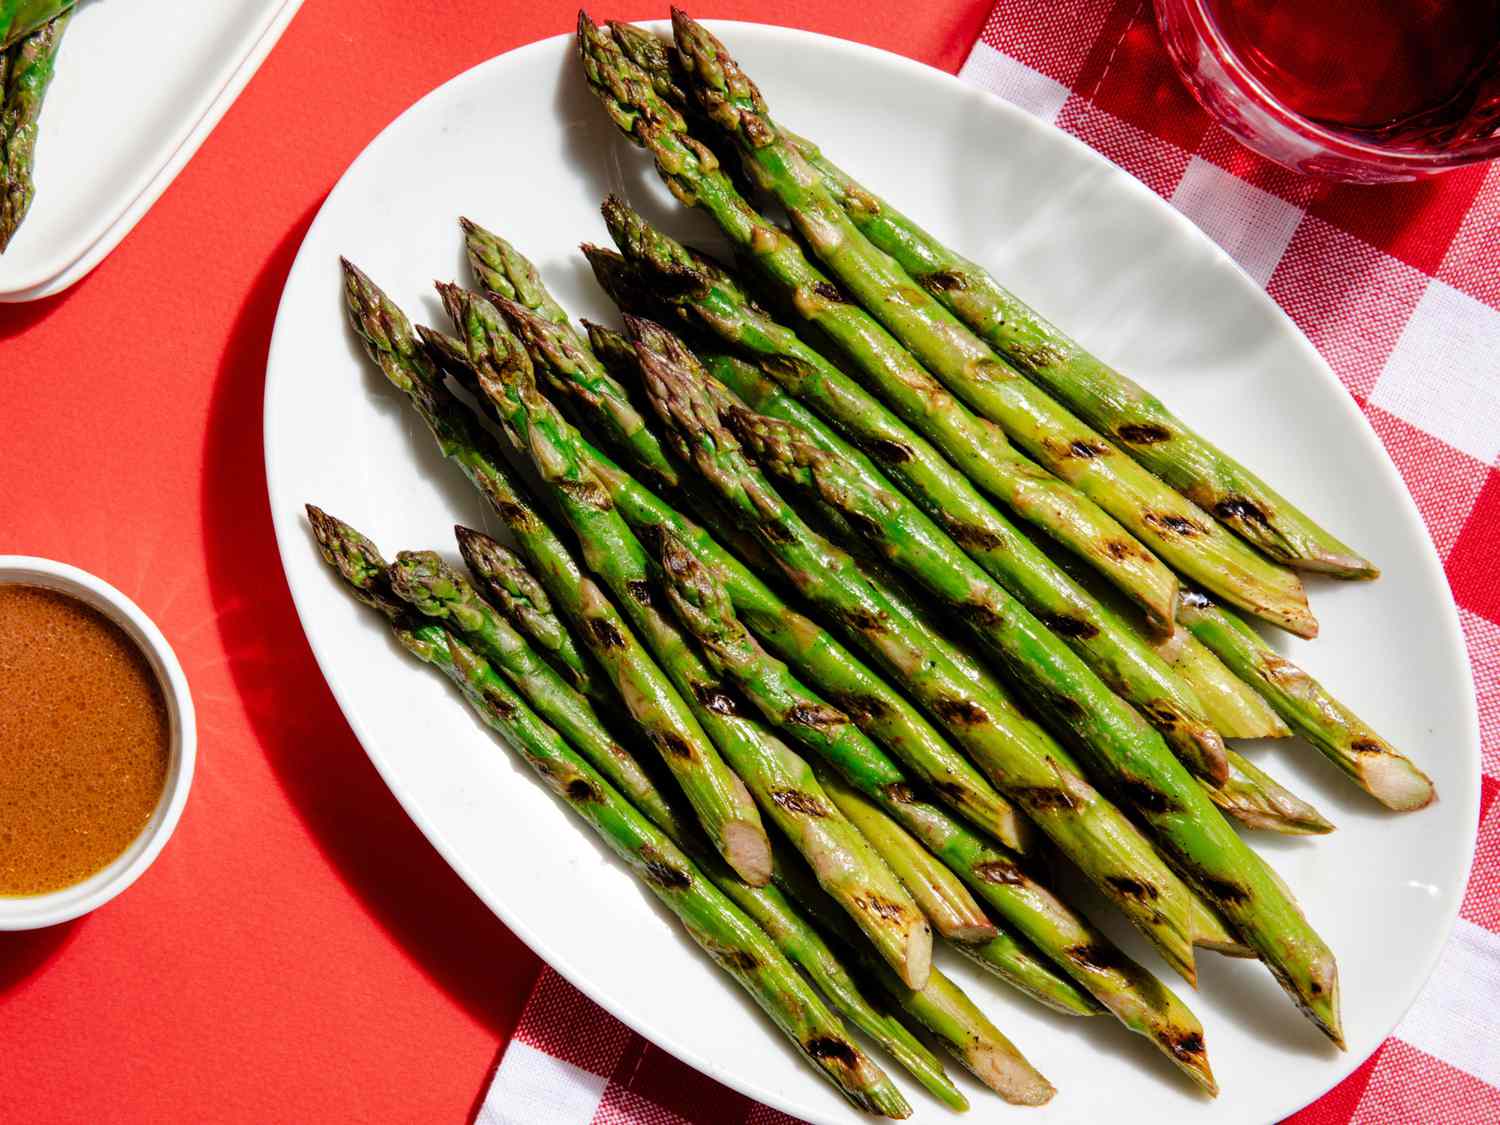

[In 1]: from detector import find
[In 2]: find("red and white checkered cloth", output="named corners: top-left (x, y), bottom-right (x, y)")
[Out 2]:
top-left (478, 3), bottom-right (1500, 1121)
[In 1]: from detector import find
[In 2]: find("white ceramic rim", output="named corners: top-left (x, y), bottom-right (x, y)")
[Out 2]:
top-left (0, 0), bottom-right (306, 302)
top-left (0, 556), bottom-right (197, 930)
top-left (261, 22), bottom-right (1481, 1123)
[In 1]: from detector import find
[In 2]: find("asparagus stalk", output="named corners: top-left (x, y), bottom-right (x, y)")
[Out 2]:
top-left (384, 549), bottom-right (684, 838)
top-left (1162, 628), bottom-right (1292, 741)
top-left (455, 286), bottom-right (935, 989)
top-left (340, 259), bottom-right (773, 887)
top-left (727, 387), bottom-right (1323, 833)
top-left (654, 522), bottom-right (1002, 939)
top-left (778, 860), bottom-right (1056, 1106)
top-left (592, 222), bottom-right (1230, 783)
top-left (416, 530), bottom-right (967, 1110)
top-left (575, 341), bottom-right (1222, 1089)
top-left (442, 531), bottom-right (611, 707)
top-left (628, 313), bottom-right (1201, 983)
top-left (0, 8), bottom-right (67, 251)
top-left (821, 771), bottom-right (996, 943)
top-left (587, 32), bottom-right (1179, 636)
top-left (491, 299), bottom-right (1034, 858)
top-left (0, 0), bottom-right (71, 50)
top-left (459, 217), bottom-right (680, 491)
top-left (1178, 593), bottom-right (1436, 811)
top-left (304, 507), bottom-right (911, 1117)
top-left (783, 131), bottom-right (1377, 578)
top-left (718, 387), bottom-right (1342, 1041)
top-left (1217, 751), bottom-right (1334, 835)
top-left (664, 11), bottom-right (1317, 639)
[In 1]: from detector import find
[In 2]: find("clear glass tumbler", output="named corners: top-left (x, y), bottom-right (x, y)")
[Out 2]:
top-left (1154, 0), bottom-right (1500, 182)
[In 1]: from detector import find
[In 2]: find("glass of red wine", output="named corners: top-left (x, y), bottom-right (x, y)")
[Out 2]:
top-left (1155, 0), bottom-right (1500, 181)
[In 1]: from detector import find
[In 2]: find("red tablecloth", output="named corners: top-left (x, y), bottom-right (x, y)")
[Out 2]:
top-left (3, 3), bottom-right (1495, 1123)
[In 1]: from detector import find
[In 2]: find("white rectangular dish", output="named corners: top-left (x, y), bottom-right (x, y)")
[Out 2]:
top-left (0, 0), bottom-right (304, 300)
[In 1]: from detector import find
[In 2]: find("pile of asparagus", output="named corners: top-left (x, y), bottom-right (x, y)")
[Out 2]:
top-left (310, 13), bottom-right (1437, 1115)
top-left (0, 1), bottom-right (72, 251)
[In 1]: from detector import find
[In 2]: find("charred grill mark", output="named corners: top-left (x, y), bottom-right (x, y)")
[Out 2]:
top-left (805, 1037), bottom-right (858, 1067)
top-left (856, 893), bottom-right (910, 922)
top-left (1215, 496), bottom-right (1271, 527)
top-left (1039, 613), bottom-right (1101, 640)
top-left (786, 700), bottom-right (845, 730)
top-left (1158, 1030), bottom-right (1206, 1064)
top-left (1140, 703), bottom-right (1182, 730)
top-left (1069, 439), bottom-right (1111, 459)
top-left (921, 269), bottom-right (968, 294)
top-left (626, 579), bottom-right (654, 605)
top-left (828, 691), bottom-right (890, 722)
top-left (882, 783), bottom-right (917, 804)
top-left (1117, 422), bottom-right (1173, 445)
top-left (710, 947), bottom-right (761, 972)
top-left (810, 281), bottom-right (846, 303)
top-left (1350, 738), bottom-right (1384, 755)
top-left (930, 696), bottom-right (991, 726)
top-left (865, 438), bottom-right (914, 464)
top-left (566, 778), bottom-right (603, 802)
top-left (1010, 786), bottom-right (1076, 812)
top-left (973, 859), bottom-right (1025, 885)
top-left (557, 479), bottom-right (613, 509)
top-left (1067, 943), bottom-right (1129, 972)
top-left (1105, 876), bottom-right (1160, 902)
top-left (758, 519), bottom-right (795, 544)
top-left (1104, 539), bottom-right (1138, 561)
top-left (932, 780), bottom-right (968, 804)
top-left (480, 685), bottom-right (519, 718)
top-left (836, 605), bottom-right (887, 633)
top-left (652, 730), bottom-right (696, 760)
top-left (639, 846), bottom-right (693, 889)
top-left (493, 501), bottom-right (537, 530)
top-left (1309, 980), bottom-right (1323, 995)
top-left (1187, 869), bottom-right (1251, 906)
top-left (771, 789), bottom-right (831, 817)
top-left (957, 600), bottom-right (1005, 631)
top-left (1044, 690), bottom-right (1087, 720)
top-left (587, 618), bottom-right (627, 649)
top-left (1144, 511), bottom-right (1206, 537)
top-left (1014, 340), bottom-right (1067, 369)
top-left (632, 521), bottom-right (666, 554)
top-left (1116, 779), bottom-right (1179, 816)
top-left (945, 521), bottom-right (1005, 552)
top-left (844, 510), bottom-right (885, 542)
top-left (692, 681), bottom-right (743, 716)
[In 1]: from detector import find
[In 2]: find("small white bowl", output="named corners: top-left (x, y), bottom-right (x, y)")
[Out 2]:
top-left (0, 557), bottom-right (196, 930)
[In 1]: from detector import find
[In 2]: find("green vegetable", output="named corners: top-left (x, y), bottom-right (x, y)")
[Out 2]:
top-left (583, 21), bottom-right (1179, 635)
top-left (304, 506), bottom-right (911, 1118)
top-left (668, 11), bottom-right (1318, 640)
top-left (1179, 592), bottom-right (1436, 812)
top-left (459, 217), bottom-right (680, 491)
top-left (341, 258), bottom-right (772, 887)
top-left (0, 9), bottom-right (68, 251)
top-left (0, 0), bottom-right (72, 50)
top-left (458, 286), bottom-right (934, 989)
top-left (628, 311), bottom-right (1201, 983)
top-left (786, 130), bottom-right (1377, 578)
top-left (722, 392), bottom-right (1342, 1044)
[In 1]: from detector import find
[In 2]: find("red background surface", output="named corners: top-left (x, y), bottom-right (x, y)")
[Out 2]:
top-left (0, 3), bottom-right (987, 1121)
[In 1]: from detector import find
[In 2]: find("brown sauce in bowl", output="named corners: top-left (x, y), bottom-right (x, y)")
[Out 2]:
top-left (0, 585), bottom-right (170, 896)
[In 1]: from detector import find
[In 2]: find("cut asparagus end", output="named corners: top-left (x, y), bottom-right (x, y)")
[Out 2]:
top-left (967, 1043), bottom-right (1057, 1107)
top-left (1362, 754), bottom-right (1438, 812)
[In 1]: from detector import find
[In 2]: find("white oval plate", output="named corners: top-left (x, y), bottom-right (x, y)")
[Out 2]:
top-left (264, 22), bottom-right (1479, 1124)
top-left (0, 0), bottom-right (304, 300)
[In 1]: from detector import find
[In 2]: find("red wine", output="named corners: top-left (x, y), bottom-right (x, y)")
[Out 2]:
top-left (1202, 0), bottom-right (1500, 148)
